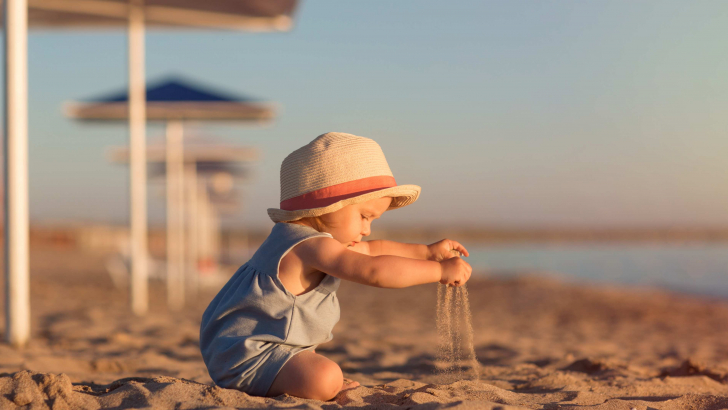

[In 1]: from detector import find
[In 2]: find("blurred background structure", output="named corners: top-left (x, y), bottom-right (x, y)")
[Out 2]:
top-left (3, 0), bottom-right (298, 346)
top-left (106, 134), bottom-right (259, 305)
top-left (66, 76), bottom-right (271, 311)
top-left (112, 138), bottom-right (259, 310)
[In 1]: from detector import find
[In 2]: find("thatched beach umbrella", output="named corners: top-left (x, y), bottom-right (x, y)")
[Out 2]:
top-left (2, 0), bottom-right (297, 346)
top-left (66, 77), bottom-right (272, 310)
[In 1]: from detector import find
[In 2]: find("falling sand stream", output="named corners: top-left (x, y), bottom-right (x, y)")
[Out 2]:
top-left (436, 250), bottom-right (480, 381)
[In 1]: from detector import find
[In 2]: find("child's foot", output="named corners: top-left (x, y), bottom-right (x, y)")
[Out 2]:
top-left (341, 378), bottom-right (360, 392)
top-left (333, 378), bottom-right (360, 402)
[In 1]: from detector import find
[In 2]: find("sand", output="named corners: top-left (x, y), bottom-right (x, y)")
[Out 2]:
top-left (436, 285), bottom-right (480, 382)
top-left (2, 246), bottom-right (728, 409)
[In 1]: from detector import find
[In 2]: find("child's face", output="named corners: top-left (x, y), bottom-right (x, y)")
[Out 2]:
top-left (319, 196), bottom-right (393, 247)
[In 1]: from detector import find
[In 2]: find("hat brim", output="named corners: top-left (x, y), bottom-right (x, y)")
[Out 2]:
top-left (267, 184), bottom-right (421, 223)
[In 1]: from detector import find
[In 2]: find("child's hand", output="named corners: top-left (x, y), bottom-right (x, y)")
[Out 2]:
top-left (426, 239), bottom-right (469, 262)
top-left (439, 256), bottom-right (472, 287)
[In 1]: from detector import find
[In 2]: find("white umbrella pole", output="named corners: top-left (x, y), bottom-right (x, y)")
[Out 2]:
top-left (128, 0), bottom-right (148, 316)
top-left (185, 163), bottom-right (199, 293)
top-left (199, 185), bottom-right (218, 274)
top-left (209, 205), bottom-right (220, 269)
top-left (198, 183), bottom-right (210, 271)
top-left (3, 0), bottom-right (30, 348)
top-left (166, 120), bottom-right (185, 311)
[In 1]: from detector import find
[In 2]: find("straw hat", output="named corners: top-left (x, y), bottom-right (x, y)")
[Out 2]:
top-left (267, 132), bottom-right (421, 223)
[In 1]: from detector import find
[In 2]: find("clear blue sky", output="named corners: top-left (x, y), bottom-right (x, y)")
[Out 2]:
top-left (8, 0), bottom-right (728, 229)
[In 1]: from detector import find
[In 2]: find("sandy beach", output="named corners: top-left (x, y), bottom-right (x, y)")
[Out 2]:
top-left (2, 246), bottom-right (728, 409)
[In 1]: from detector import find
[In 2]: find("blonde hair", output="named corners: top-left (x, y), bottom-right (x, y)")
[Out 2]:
top-left (288, 216), bottom-right (327, 232)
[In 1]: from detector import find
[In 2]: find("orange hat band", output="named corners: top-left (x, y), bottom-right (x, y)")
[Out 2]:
top-left (280, 175), bottom-right (396, 211)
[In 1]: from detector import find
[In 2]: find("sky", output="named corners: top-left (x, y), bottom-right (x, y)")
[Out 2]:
top-left (5, 0), bottom-right (728, 230)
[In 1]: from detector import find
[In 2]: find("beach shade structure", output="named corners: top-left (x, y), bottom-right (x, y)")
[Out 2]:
top-left (108, 134), bottom-right (259, 294)
top-left (107, 134), bottom-right (258, 302)
top-left (2, 0), bottom-right (298, 346)
top-left (65, 78), bottom-right (276, 122)
top-left (65, 77), bottom-right (273, 310)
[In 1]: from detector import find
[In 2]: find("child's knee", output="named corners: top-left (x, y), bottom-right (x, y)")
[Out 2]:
top-left (313, 360), bottom-right (343, 400)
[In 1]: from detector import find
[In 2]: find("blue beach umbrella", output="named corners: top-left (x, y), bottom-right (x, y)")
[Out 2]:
top-left (65, 76), bottom-right (274, 121)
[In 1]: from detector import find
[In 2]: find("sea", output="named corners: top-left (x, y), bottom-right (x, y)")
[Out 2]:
top-left (462, 242), bottom-right (728, 299)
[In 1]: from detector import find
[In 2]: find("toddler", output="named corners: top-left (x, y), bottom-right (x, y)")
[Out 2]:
top-left (199, 132), bottom-right (472, 401)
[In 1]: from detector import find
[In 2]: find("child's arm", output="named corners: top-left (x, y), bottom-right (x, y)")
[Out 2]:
top-left (367, 239), bottom-right (470, 261)
top-left (367, 240), bottom-right (428, 259)
top-left (294, 236), bottom-right (472, 288)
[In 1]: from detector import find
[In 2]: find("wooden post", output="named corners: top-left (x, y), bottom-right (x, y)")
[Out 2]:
top-left (185, 162), bottom-right (199, 297)
top-left (209, 203), bottom-right (220, 268)
top-left (198, 182), bottom-right (211, 273)
top-left (166, 120), bottom-right (185, 310)
top-left (3, 0), bottom-right (30, 347)
top-left (128, 0), bottom-right (148, 316)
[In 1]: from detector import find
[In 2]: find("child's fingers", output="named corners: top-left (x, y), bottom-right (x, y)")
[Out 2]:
top-left (450, 241), bottom-right (469, 257)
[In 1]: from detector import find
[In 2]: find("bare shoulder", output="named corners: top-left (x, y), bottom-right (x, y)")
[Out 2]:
top-left (291, 236), bottom-right (346, 263)
top-left (279, 238), bottom-right (338, 295)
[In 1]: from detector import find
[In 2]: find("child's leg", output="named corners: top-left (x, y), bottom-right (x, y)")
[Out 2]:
top-left (267, 351), bottom-right (359, 400)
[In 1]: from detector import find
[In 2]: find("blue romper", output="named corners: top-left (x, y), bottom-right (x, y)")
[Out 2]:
top-left (199, 222), bottom-right (341, 396)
